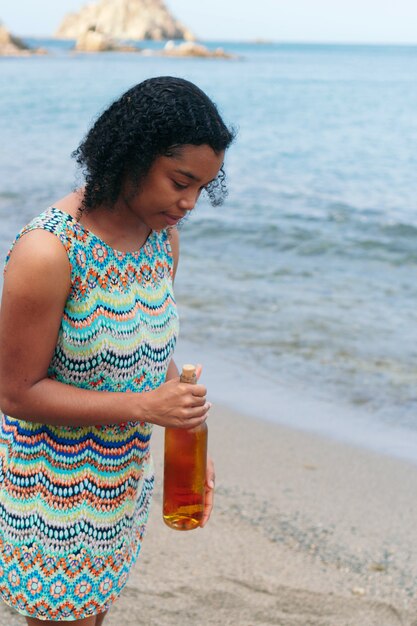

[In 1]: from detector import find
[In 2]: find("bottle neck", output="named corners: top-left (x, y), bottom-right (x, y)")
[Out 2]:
top-left (180, 373), bottom-right (197, 385)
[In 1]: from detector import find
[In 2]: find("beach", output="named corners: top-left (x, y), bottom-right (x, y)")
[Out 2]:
top-left (3, 404), bottom-right (415, 626)
top-left (115, 406), bottom-right (417, 625)
top-left (130, 407), bottom-right (417, 626)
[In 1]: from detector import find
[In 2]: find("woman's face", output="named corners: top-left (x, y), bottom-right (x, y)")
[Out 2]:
top-left (122, 144), bottom-right (225, 231)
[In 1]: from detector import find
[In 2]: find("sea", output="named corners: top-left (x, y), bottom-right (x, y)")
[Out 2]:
top-left (1, 39), bottom-right (417, 463)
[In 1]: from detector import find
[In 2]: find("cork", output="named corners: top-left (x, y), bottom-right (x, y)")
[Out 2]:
top-left (180, 364), bottom-right (197, 384)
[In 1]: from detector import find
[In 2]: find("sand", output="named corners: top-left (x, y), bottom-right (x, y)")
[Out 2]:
top-left (1, 406), bottom-right (416, 625)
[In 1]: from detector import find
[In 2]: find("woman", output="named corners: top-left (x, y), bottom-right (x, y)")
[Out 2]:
top-left (0, 76), bottom-right (235, 625)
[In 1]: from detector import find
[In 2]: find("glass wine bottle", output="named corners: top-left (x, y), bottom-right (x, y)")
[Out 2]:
top-left (163, 364), bottom-right (208, 530)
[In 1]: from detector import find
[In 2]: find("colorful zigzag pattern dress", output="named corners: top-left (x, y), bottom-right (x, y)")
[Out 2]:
top-left (0, 207), bottom-right (179, 620)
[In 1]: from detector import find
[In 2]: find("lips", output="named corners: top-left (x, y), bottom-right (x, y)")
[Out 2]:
top-left (163, 213), bottom-right (182, 226)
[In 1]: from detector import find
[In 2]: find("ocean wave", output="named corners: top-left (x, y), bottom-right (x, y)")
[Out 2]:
top-left (381, 221), bottom-right (417, 237)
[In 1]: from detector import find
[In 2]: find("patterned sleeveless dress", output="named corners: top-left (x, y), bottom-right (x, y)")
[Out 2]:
top-left (0, 207), bottom-right (179, 620)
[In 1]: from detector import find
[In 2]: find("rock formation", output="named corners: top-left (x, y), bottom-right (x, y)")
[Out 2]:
top-left (159, 40), bottom-right (234, 59)
top-left (56, 0), bottom-right (195, 41)
top-left (74, 27), bottom-right (139, 51)
top-left (0, 23), bottom-right (46, 56)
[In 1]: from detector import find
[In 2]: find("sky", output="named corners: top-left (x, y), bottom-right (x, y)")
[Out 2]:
top-left (2, 0), bottom-right (417, 44)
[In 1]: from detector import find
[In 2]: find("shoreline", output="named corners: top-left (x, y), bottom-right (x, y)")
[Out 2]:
top-left (120, 405), bottom-right (416, 625)
top-left (173, 338), bottom-right (417, 467)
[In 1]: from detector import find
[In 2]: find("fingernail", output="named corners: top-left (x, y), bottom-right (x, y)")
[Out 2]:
top-left (208, 480), bottom-right (215, 489)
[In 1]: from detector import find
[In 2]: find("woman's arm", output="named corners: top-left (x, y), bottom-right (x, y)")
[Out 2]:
top-left (0, 230), bottom-right (207, 429)
top-left (165, 358), bottom-right (180, 381)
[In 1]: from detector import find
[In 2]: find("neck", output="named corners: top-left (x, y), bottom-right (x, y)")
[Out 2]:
top-left (79, 198), bottom-right (151, 253)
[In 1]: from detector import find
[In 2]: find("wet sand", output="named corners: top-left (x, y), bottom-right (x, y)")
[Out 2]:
top-left (1, 406), bottom-right (416, 625)
top-left (114, 406), bottom-right (417, 626)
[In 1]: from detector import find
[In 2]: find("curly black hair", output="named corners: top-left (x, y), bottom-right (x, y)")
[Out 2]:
top-left (72, 76), bottom-right (235, 212)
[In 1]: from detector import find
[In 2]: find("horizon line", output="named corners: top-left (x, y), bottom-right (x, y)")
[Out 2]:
top-left (18, 34), bottom-right (417, 47)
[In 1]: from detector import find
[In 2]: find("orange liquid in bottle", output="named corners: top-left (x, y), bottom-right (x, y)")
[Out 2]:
top-left (163, 365), bottom-right (208, 530)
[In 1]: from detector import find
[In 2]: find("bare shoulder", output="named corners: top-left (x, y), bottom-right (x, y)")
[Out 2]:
top-left (52, 189), bottom-right (83, 218)
top-left (8, 228), bottom-right (69, 265)
top-left (4, 229), bottom-right (71, 301)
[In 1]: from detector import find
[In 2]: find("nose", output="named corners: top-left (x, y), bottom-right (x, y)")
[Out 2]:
top-left (177, 189), bottom-right (201, 212)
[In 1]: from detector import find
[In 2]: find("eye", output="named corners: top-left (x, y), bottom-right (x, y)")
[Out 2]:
top-left (173, 181), bottom-right (188, 190)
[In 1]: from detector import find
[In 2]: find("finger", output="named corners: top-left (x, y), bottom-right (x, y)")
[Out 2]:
top-left (187, 395), bottom-right (207, 408)
top-left (191, 384), bottom-right (207, 398)
top-left (187, 402), bottom-right (211, 419)
top-left (180, 413), bottom-right (209, 429)
top-left (182, 397), bottom-right (207, 410)
top-left (195, 364), bottom-right (203, 380)
top-left (200, 480), bottom-right (214, 528)
top-left (180, 403), bottom-right (211, 427)
top-left (200, 458), bottom-right (215, 527)
top-left (206, 458), bottom-right (215, 489)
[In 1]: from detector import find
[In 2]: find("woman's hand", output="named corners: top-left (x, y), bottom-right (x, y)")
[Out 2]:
top-left (200, 454), bottom-right (215, 528)
top-left (141, 376), bottom-right (210, 429)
